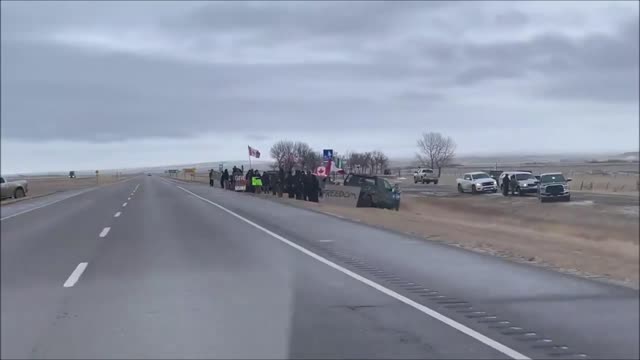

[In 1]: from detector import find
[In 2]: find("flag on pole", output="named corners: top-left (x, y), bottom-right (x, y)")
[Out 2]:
top-left (248, 146), bottom-right (261, 158)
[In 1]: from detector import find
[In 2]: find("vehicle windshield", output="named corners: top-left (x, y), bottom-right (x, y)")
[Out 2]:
top-left (540, 174), bottom-right (566, 183)
top-left (2, 2), bottom-right (637, 359)
top-left (472, 173), bottom-right (491, 180)
top-left (515, 173), bottom-right (535, 181)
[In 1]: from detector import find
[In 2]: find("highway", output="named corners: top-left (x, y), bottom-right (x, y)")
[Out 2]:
top-left (1, 175), bottom-right (638, 359)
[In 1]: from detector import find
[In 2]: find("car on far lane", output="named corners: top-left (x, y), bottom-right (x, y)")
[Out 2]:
top-left (456, 172), bottom-right (498, 194)
top-left (0, 176), bottom-right (28, 200)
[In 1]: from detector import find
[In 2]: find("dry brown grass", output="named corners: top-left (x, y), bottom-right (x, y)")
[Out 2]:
top-left (256, 191), bottom-right (639, 288)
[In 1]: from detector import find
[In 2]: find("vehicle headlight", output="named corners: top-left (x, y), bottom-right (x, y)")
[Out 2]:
top-left (476, 183), bottom-right (483, 187)
top-left (522, 183), bottom-right (527, 187)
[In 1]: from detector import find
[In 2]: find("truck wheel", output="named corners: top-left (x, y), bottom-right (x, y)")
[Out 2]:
top-left (563, 196), bottom-right (571, 202)
top-left (516, 187), bottom-right (523, 196)
top-left (14, 188), bottom-right (25, 199)
top-left (434, 180), bottom-right (438, 185)
top-left (414, 178), bottom-right (418, 184)
top-left (457, 184), bottom-right (463, 193)
top-left (471, 185), bottom-right (477, 194)
top-left (540, 197), bottom-right (546, 203)
top-left (424, 180), bottom-right (429, 184)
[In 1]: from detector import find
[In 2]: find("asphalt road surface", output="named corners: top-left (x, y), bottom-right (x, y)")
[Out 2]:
top-left (2, 175), bottom-right (638, 359)
top-left (401, 183), bottom-right (639, 206)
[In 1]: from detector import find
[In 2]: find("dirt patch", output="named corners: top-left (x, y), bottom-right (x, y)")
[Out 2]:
top-left (253, 192), bottom-right (639, 289)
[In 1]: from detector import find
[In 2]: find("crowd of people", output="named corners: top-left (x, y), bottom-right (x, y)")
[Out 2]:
top-left (209, 166), bottom-right (323, 202)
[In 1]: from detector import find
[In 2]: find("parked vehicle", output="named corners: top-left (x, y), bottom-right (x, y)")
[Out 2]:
top-left (0, 176), bottom-right (28, 200)
top-left (344, 173), bottom-right (400, 210)
top-left (538, 172), bottom-right (571, 202)
top-left (68, 171), bottom-right (76, 178)
top-left (456, 172), bottom-right (498, 193)
top-left (413, 168), bottom-right (439, 184)
top-left (499, 171), bottom-right (539, 196)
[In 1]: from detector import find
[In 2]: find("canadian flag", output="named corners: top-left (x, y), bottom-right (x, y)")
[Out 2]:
top-left (248, 146), bottom-right (261, 158)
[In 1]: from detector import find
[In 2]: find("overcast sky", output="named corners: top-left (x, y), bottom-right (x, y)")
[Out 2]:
top-left (1, 1), bottom-right (638, 174)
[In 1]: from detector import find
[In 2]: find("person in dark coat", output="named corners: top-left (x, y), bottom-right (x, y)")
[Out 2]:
top-left (502, 173), bottom-right (510, 196)
top-left (208, 169), bottom-right (214, 187)
top-left (261, 171), bottom-right (270, 194)
top-left (510, 174), bottom-right (517, 195)
top-left (221, 169), bottom-right (228, 189)
top-left (286, 170), bottom-right (295, 198)
top-left (278, 168), bottom-right (285, 197)
top-left (309, 172), bottom-right (320, 202)
top-left (302, 171), bottom-right (311, 201)
top-left (295, 170), bottom-right (304, 200)
top-left (245, 169), bottom-right (254, 193)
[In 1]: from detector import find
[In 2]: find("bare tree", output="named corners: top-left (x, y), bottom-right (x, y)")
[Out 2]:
top-left (372, 150), bottom-right (389, 174)
top-left (293, 142), bottom-right (324, 171)
top-left (416, 132), bottom-right (456, 176)
top-left (270, 140), bottom-right (296, 172)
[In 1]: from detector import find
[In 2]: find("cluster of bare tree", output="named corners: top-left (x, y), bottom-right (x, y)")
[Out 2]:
top-left (344, 150), bottom-right (389, 175)
top-left (270, 140), bottom-right (322, 172)
top-left (416, 132), bottom-right (456, 176)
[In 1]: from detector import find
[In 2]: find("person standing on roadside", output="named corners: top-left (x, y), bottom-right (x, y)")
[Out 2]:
top-left (278, 167), bottom-right (285, 197)
top-left (309, 172), bottom-right (320, 202)
top-left (209, 169), bottom-right (214, 187)
top-left (502, 173), bottom-right (510, 196)
top-left (287, 170), bottom-right (295, 198)
top-left (221, 169), bottom-right (229, 189)
top-left (261, 171), bottom-right (270, 194)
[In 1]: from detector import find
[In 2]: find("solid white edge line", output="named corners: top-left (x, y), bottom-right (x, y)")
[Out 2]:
top-left (114, 212), bottom-right (121, 218)
top-left (128, 197), bottom-right (131, 200)
top-left (63, 262), bottom-right (88, 288)
top-left (99, 227), bottom-right (111, 238)
top-left (122, 202), bottom-right (127, 207)
top-left (175, 185), bottom-right (530, 360)
top-left (0, 176), bottom-right (138, 221)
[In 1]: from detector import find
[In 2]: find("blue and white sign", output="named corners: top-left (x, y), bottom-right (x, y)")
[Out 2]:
top-left (323, 149), bottom-right (334, 161)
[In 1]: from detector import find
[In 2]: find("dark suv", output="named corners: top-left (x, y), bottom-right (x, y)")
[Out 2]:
top-left (343, 174), bottom-right (400, 210)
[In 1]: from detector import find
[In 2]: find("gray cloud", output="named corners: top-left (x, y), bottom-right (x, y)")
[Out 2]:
top-left (1, 0), bottom-right (638, 152)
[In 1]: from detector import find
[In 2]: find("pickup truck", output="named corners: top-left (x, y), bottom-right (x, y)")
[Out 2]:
top-left (457, 172), bottom-right (498, 193)
top-left (413, 168), bottom-right (439, 184)
top-left (0, 176), bottom-right (28, 200)
top-left (538, 172), bottom-right (571, 202)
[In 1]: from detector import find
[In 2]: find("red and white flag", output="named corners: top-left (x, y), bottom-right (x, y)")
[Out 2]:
top-left (248, 146), bottom-right (261, 158)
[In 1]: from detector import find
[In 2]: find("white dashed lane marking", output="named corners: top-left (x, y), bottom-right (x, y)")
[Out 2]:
top-left (99, 227), bottom-right (111, 238)
top-left (122, 202), bottom-right (127, 207)
top-left (63, 262), bottom-right (88, 288)
top-left (114, 212), bottom-right (121, 218)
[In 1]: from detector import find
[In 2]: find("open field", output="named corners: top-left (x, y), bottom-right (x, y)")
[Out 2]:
top-left (236, 185), bottom-right (639, 289)
top-left (0, 175), bottom-right (131, 204)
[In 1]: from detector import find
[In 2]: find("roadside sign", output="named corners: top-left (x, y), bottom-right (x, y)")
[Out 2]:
top-left (323, 149), bottom-right (334, 161)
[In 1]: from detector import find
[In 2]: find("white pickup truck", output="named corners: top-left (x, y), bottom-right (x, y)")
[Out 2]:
top-left (413, 168), bottom-right (439, 184)
top-left (456, 172), bottom-right (497, 193)
top-left (0, 176), bottom-right (28, 200)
